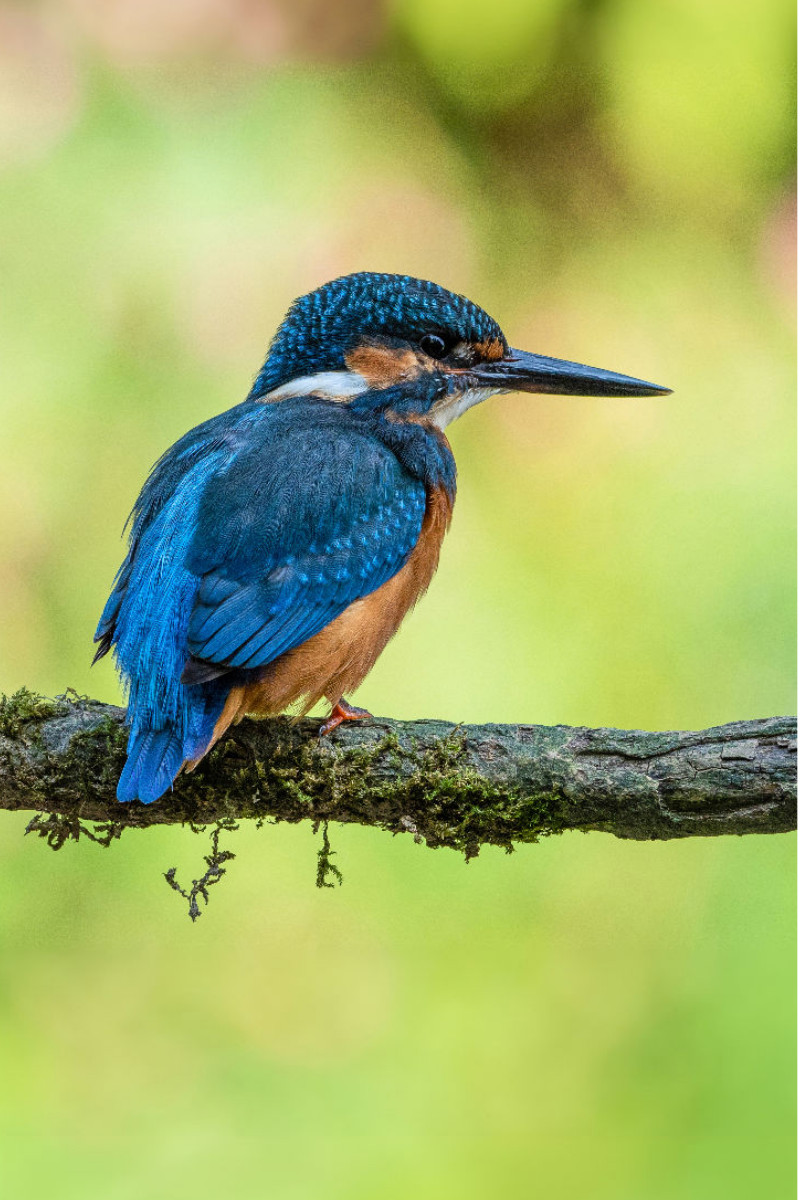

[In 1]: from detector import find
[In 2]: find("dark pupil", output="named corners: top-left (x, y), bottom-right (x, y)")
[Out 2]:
top-left (420, 333), bottom-right (447, 358)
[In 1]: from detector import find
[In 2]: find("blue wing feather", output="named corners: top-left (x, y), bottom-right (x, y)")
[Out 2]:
top-left (96, 396), bottom-right (428, 804)
top-left (183, 400), bottom-right (426, 672)
top-left (96, 401), bottom-right (267, 802)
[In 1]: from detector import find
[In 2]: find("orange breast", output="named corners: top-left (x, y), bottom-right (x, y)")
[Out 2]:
top-left (199, 484), bottom-right (454, 755)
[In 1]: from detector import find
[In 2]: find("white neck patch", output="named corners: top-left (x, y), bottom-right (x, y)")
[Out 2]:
top-left (258, 372), bottom-right (500, 428)
top-left (429, 387), bottom-right (500, 429)
top-left (259, 369), bottom-right (369, 403)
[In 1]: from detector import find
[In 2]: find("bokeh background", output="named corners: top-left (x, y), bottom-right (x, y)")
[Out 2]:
top-left (0, 1), bottom-right (795, 1196)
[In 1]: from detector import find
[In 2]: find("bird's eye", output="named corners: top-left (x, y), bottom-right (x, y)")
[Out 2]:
top-left (419, 333), bottom-right (448, 359)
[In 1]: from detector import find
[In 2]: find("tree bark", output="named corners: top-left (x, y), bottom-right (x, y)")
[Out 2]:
top-left (0, 690), bottom-right (795, 853)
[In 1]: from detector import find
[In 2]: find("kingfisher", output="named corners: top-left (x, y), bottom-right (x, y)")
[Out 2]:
top-left (94, 271), bottom-right (669, 804)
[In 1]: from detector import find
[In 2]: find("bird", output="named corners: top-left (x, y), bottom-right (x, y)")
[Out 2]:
top-left (94, 271), bottom-right (669, 804)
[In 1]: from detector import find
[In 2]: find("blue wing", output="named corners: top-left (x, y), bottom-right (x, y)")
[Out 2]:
top-left (95, 403), bottom-right (263, 802)
top-left (95, 397), bottom-right (426, 803)
top-left (183, 399), bottom-right (427, 675)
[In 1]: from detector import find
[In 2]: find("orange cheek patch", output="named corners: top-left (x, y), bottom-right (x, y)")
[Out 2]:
top-left (346, 343), bottom-right (430, 389)
top-left (475, 337), bottom-right (506, 361)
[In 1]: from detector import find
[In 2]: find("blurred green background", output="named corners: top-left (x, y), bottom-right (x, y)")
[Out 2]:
top-left (0, 0), bottom-right (795, 1196)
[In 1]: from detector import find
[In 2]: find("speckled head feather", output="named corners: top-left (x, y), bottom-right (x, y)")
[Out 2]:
top-left (247, 272), bottom-right (507, 400)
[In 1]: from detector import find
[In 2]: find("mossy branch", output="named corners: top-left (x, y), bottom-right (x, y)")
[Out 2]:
top-left (0, 690), bottom-right (795, 852)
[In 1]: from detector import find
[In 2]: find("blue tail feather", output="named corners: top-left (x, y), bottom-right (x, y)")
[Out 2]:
top-left (105, 450), bottom-right (235, 805)
top-left (117, 680), bottom-right (228, 804)
top-left (117, 728), bottom-right (186, 804)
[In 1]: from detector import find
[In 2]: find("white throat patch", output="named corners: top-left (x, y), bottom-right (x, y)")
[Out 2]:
top-left (429, 387), bottom-right (500, 429)
top-left (259, 370), bottom-right (369, 403)
top-left (258, 372), bottom-right (500, 428)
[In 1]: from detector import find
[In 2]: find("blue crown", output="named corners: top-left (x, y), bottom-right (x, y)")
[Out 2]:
top-left (248, 272), bottom-right (506, 399)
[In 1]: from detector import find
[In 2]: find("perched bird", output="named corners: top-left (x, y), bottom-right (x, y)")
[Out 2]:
top-left (95, 272), bottom-right (668, 804)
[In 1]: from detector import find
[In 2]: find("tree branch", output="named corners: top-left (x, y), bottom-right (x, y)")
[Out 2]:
top-left (0, 691), bottom-right (795, 852)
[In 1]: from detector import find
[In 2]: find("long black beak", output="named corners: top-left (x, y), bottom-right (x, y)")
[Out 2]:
top-left (473, 348), bottom-right (671, 397)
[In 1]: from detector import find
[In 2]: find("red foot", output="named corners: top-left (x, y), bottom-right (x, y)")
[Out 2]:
top-left (318, 699), bottom-right (372, 737)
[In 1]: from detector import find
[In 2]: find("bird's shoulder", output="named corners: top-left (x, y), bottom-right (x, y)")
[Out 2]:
top-left (190, 402), bottom-right (424, 575)
top-left (181, 399), bottom-right (431, 674)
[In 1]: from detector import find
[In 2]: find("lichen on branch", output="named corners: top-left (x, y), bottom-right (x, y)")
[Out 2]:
top-left (0, 690), bottom-right (795, 847)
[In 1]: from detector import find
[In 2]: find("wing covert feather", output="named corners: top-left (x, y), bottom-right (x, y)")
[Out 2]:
top-left (184, 405), bottom-right (427, 672)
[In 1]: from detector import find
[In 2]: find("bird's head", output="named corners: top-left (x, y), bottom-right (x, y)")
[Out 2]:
top-left (248, 272), bottom-right (669, 424)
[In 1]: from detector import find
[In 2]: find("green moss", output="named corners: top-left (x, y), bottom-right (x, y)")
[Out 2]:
top-left (315, 820), bottom-right (343, 888)
top-left (369, 731), bottom-right (565, 859)
top-left (163, 821), bottom-right (238, 921)
top-left (0, 688), bottom-right (58, 739)
top-left (254, 727), bottom-right (565, 861)
top-left (64, 711), bottom-right (127, 796)
top-left (0, 690), bottom-right (129, 824)
top-left (25, 811), bottom-right (124, 850)
top-left (4, 696), bottom-right (567, 896)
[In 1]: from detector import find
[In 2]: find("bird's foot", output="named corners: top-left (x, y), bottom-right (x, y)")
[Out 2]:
top-left (318, 700), bottom-right (372, 737)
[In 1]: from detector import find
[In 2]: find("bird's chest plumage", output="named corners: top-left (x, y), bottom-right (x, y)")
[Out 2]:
top-left (369, 410), bottom-right (458, 502)
top-left (251, 481), bottom-right (453, 710)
